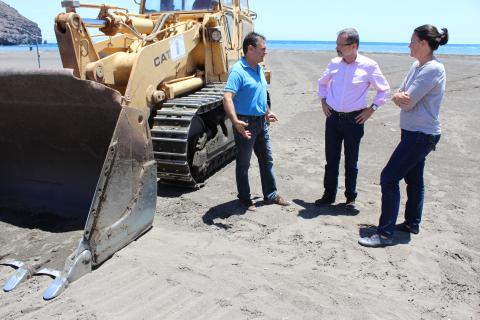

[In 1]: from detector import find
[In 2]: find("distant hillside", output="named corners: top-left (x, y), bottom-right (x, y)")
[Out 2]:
top-left (0, 1), bottom-right (42, 45)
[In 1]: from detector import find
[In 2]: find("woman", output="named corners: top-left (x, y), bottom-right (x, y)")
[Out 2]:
top-left (359, 25), bottom-right (449, 247)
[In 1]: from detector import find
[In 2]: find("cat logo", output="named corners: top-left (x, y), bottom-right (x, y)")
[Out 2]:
top-left (154, 50), bottom-right (171, 67)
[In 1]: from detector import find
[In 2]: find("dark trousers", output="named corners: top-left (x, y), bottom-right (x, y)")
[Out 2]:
top-left (323, 111), bottom-right (364, 201)
top-left (378, 129), bottom-right (440, 238)
top-left (233, 115), bottom-right (278, 202)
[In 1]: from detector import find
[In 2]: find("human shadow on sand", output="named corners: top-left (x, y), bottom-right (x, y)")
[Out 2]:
top-left (293, 199), bottom-right (360, 219)
top-left (358, 224), bottom-right (411, 246)
top-left (202, 199), bottom-right (253, 229)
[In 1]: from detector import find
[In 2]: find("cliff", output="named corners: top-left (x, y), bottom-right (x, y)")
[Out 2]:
top-left (0, 1), bottom-right (42, 45)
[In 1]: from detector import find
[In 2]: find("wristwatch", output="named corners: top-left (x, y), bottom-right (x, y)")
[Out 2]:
top-left (370, 103), bottom-right (379, 111)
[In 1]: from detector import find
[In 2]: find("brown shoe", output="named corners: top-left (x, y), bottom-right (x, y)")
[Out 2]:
top-left (239, 199), bottom-right (256, 211)
top-left (265, 195), bottom-right (291, 206)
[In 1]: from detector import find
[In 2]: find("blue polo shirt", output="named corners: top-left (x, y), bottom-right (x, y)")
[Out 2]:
top-left (224, 57), bottom-right (268, 116)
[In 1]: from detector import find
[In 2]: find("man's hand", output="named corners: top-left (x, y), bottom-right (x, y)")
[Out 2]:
top-left (321, 99), bottom-right (332, 117)
top-left (266, 110), bottom-right (278, 122)
top-left (392, 92), bottom-right (411, 107)
top-left (355, 107), bottom-right (374, 124)
top-left (233, 120), bottom-right (251, 139)
top-left (224, 91), bottom-right (251, 139)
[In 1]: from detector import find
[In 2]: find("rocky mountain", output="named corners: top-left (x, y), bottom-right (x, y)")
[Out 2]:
top-left (0, 1), bottom-right (42, 45)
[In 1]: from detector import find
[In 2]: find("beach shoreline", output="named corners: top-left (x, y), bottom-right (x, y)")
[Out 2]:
top-left (2, 50), bottom-right (480, 70)
top-left (0, 50), bottom-right (479, 319)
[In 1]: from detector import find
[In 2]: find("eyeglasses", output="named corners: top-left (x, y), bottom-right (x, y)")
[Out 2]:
top-left (337, 42), bottom-right (353, 47)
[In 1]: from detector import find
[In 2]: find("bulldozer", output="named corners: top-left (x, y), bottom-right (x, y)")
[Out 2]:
top-left (0, 0), bottom-right (259, 299)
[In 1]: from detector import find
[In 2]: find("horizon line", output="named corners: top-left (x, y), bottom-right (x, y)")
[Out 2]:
top-left (11, 40), bottom-right (480, 46)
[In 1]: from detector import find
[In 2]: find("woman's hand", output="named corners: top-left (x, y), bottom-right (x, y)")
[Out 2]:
top-left (392, 92), bottom-right (411, 107)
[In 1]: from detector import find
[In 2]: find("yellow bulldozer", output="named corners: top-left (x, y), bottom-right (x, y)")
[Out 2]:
top-left (0, 0), bottom-right (258, 299)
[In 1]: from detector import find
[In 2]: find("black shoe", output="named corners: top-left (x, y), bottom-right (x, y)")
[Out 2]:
top-left (345, 199), bottom-right (356, 210)
top-left (239, 199), bottom-right (256, 212)
top-left (395, 222), bottom-right (419, 234)
top-left (314, 196), bottom-right (335, 206)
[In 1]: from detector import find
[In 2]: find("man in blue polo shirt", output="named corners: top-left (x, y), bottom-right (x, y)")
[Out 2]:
top-left (223, 32), bottom-right (290, 211)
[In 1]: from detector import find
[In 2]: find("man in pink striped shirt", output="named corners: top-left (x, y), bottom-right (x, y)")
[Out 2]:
top-left (316, 28), bottom-right (390, 209)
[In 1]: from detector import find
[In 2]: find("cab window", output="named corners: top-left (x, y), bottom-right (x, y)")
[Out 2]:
top-left (144, 0), bottom-right (217, 12)
top-left (240, 0), bottom-right (248, 11)
top-left (224, 12), bottom-right (234, 47)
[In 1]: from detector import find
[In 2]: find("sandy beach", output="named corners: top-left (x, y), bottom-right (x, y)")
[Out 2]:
top-left (0, 49), bottom-right (479, 319)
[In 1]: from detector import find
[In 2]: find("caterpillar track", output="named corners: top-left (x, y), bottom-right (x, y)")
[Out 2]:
top-left (151, 83), bottom-right (236, 188)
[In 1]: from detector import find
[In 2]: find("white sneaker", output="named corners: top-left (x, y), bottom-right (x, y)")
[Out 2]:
top-left (358, 233), bottom-right (393, 247)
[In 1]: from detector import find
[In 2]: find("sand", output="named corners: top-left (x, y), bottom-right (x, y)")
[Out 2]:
top-left (0, 49), bottom-right (479, 319)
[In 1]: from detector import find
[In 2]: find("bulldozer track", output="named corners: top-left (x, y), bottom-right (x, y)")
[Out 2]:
top-left (151, 83), bottom-right (236, 188)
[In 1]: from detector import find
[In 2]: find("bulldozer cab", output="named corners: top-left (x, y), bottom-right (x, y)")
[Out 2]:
top-left (143, 0), bottom-right (218, 12)
top-left (140, 0), bottom-right (255, 67)
top-left (142, 0), bottom-right (251, 13)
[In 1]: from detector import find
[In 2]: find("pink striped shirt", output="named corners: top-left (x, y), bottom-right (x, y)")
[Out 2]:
top-left (318, 54), bottom-right (390, 112)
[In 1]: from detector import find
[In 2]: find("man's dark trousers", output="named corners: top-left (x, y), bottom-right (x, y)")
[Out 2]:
top-left (233, 114), bottom-right (278, 202)
top-left (323, 111), bottom-right (364, 202)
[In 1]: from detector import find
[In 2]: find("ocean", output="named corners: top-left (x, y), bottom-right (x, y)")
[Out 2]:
top-left (267, 40), bottom-right (480, 56)
top-left (1, 41), bottom-right (479, 55)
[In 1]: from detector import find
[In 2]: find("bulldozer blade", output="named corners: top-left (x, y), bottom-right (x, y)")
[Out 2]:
top-left (0, 69), bottom-right (157, 298)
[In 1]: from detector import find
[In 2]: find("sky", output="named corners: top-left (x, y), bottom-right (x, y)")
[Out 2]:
top-left (2, 0), bottom-right (479, 44)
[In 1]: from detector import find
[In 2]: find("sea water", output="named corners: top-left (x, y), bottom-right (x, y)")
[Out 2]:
top-left (1, 41), bottom-right (479, 55)
top-left (267, 40), bottom-right (480, 56)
